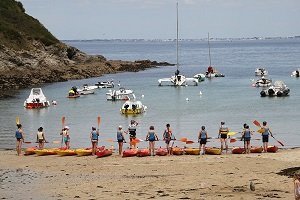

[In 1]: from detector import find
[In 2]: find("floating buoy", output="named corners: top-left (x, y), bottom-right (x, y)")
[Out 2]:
top-left (117, 83), bottom-right (121, 87)
top-left (186, 98), bottom-right (189, 101)
top-left (199, 91), bottom-right (202, 95)
top-left (141, 95), bottom-right (144, 98)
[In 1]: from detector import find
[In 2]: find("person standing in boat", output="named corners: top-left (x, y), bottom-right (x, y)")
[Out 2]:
top-left (128, 120), bottom-right (138, 149)
top-left (261, 121), bottom-right (273, 153)
top-left (198, 126), bottom-right (208, 155)
top-left (163, 124), bottom-right (173, 155)
top-left (146, 126), bottom-right (159, 156)
top-left (117, 125), bottom-right (127, 156)
top-left (241, 125), bottom-right (252, 154)
top-left (218, 121), bottom-right (229, 154)
top-left (90, 127), bottom-right (99, 156)
top-left (15, 124), bottom-right (25, 156)
top-left (36, 127), bottom-right (47, 149)
top-left (60, 126), bottom-right (70, 149)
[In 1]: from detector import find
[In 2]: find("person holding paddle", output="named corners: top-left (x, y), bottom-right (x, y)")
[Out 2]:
top-left (218, 121), bottom-right (229, 154)
top-left (163, 124), bottom-right (173, 155)
top-left (146, 126), bottom-right (159, 156)
top-left (36, 127), bottom-right (47, 149)
top-left (15, 124), bottom-right (25, 156)
top-left (198, 126), bottom-right (208, 155)
top-left (261, 121), bottom-right (273, 153)
top-left (90, 127), bottom-right (99, 156)
top-left (117, 125), bottom-right (127, 156)
top-left (60, 126), bottom-right (70, 149)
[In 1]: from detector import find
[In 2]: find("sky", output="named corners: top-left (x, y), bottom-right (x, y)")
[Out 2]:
top-left (19, 0), bottom-right (300, 40)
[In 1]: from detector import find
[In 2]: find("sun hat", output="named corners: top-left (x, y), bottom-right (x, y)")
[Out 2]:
top-left (64, 126), bottom-right (70, 130)
top-left (118, 125), bottom-right (122, 129)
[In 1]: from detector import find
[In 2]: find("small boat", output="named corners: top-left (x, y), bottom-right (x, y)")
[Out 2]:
top-left (137, 149), bottom-right (151, 157)
top-left (260, 81), bottom-right (290, 97)
top-left (205, 148), bottom-right (222, 155)
top-left (232, 147), bottom-right (245, 154)
top-left (24, 147), bottom-right (37, 155)
top-left (120, 100), bottom-right (147, 115)
top-left (184, 148), bottom-right (200, 155)
top-left (75, 148), bottom-right (92, 156)
top-left (67, 86), bottom-right (80, 98)
top-left (291, 69), bottom-right (300, 77)
top-left (156, 147), bottom-right (168, 156)
top-left (96, 149), bottom-right (113, 158)
top-left (34, 148), bottom-right (57, 156)
top-left (122, 149), bottom-right (138, 157)
top-left (56, 149), bottom-right (77, 156)
top-left (24, 88), bottom-right (50, 109)
top-left (95, 80), bottom-right (114, 88)
top-left (267, 145), bottom-right (278, 153)
top-left (255, 68), bottom-right (268, 76)
top-left (77, 84), bottom-right (95, 95)
top-left (172, 147), bottom-right (184, 155)
top-left (193, 73), bottom-right (205, 82)
top-left (106, 88), bottom-right (135, 101)
top-left (250, 146), bottom-right (263, 153)
top-left (253, 76), bottom-right (272, 87)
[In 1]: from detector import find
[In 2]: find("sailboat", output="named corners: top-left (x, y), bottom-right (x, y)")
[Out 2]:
top-left (205, 33), bottom-right (224, 78)
top-left (158, 2), bottom-right (197, 86)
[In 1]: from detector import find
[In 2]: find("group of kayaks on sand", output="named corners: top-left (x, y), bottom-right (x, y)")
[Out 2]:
top-left (15, 118), bottom-right (281, 157)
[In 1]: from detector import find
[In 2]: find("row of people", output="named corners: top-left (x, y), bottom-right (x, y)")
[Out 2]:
top-left (15, 120), bottom-right (274, 156)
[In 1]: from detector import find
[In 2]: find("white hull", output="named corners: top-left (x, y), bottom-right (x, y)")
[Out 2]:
top-left (120, 101), bottom-right (147, 114)
top-left (255, 68), bottom-right (268, 76)
top-left (24, 88), bottom-right (50, 109)
top-left (291, 70), bottom-right (300, 77)
top-left (253, 78), bottom-right (272, 87)
top-left (106, 88), bottom-right (135, 101)
top-left (260, 81), bottom-right (290, 97)
top-left (158, 75), bottom-right (197, 86)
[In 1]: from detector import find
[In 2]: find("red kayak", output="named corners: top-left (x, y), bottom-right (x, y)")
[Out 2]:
top-left (250, 146), bottom-right (263, 153)
top-left (232, 147), bottom-right (245, 154)
top-left (96, 149), bottom-right (112, 158)
top-left (122, 149), bottom-right (138, 157)
top-left (137, 149), bottom-right (150, 157)
top-left (267, 145), bottom-right (278, 153)
top-left (24, 147), bottom-right (37, 155)
top-left (172, 147), bottom-right (184, 155)
top-left (156, 148), bottom-right (168, 156)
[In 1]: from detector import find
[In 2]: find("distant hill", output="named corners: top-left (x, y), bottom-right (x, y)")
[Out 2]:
top-left (0, 0), bottom-right (59, 50)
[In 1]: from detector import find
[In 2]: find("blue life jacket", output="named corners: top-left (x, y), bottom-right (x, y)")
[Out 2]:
top-left (200, 130), bottom-right (207, 139)
top-left (262, 127), bottom-right (269, 136)
top-left (148, 131), bottom-right (156, 141)
top-left (117, 131), bottom-right (124, 141)
top-left (91, 130), bottom-right (98, 140)
top-left (15, 130), bottom-right (22, 139)
top-left (244, 129), bottom-right (251, 138)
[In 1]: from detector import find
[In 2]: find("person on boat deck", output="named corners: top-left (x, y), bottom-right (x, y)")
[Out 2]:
top-left (90, 127), bottom-right (99, 156)
top-left (163, 124), bottom-right (173, 155)
top-left (117, 125), bottom-right (127, 156)
top-left (128, 120), bottom-right (138, 149)
top-left (60, 126), bottom-right (70, 149)
top-left (241, 125), bottom-right (252, 154)
top-left (261, 121), bottom-right (273, 153)
top-left (218, 121), bottom-right (229, 153)
top-left (15, 124), bottom-right (25, 156)
top-left (146, 126), bottom-right (159, 156)
top-left (36, 127), bottom-right (47, 149)
top-left (198, 126), bottom-right (208, 155)
top-left (68, 89), bottom-right (75, 96)
top-left (207, 66), bottom-right (213, 74)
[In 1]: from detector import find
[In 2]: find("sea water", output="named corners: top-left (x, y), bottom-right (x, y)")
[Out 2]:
top-left (0, 39), bottom-right (300, 149)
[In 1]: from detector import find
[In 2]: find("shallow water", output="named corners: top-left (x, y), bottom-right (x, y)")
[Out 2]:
top-left (1, 39), bottom-right (300, 149)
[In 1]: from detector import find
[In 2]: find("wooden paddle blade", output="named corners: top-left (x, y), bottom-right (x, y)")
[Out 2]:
top-left (180, 137), bottom-right (187, 142)
top-left (61, 116), bottom-right (65, 127)
top-left (253, 120), bottom-right (261, 127)
top-left (97, 116), bottom-right (101, 128)
top-left (230, 138), bottom-right (237, 143)
top-left (228, 131), bottom-right (237, 136)
top-left (16, 116), bottom-right (20, 125)
top-left (186, 140), bottom-right (194, 144)
top-left (24, 141), bottom-right (31, 144)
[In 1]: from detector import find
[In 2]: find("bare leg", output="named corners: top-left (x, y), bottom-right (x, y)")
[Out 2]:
top-left (225, 139), bottom-right (228, 154)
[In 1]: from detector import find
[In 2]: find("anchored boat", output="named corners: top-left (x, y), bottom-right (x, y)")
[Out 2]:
top-left (95, 80), bottom-right (114, 88)
top-left (260, 81), bottom-right (290, 97)
top-left (291, 69), bottom-right (300, 77)
top-left (255, 68), bottom-right (268, 76)
top-left (120, 100), bottom-right (147, 115)
top-left (77, 84), bottom-right (95, 95)
top-left (24, 88), bottom-right (50, 109)
top-left (106, 88), bottom-right (135, 101)
top-left (253, 76), bottom-right (272, 87)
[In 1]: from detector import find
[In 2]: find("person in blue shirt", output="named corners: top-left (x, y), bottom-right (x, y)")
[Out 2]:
top-left (90, 127), bottom-right (99, 155)
top-left (15, 124), bottom-right (25, 156)
top-left (198, 126), bottom-right (208, 155)
top-left (241, 125), bottom-right (252, 154)
top-left (146, 126), bottom-right (159, 156)
top-left (117, 125), bottom-right (127, 156)
top-left (261, 121), bottom-right (273, 153)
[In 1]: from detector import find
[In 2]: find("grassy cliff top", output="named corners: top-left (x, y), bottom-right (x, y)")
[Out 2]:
top-left (0, 0), bottom-right (59, 50)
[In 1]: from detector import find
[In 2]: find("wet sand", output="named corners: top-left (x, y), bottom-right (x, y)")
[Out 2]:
top-left (0, 148), bottom-right (299, 200)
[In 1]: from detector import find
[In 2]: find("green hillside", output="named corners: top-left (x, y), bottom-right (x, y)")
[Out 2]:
top-left (0, 0), bottom-right (59, 50)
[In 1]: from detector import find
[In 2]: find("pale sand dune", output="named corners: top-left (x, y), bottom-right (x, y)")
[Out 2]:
top-left (0, 149), bottom-right (299, 200)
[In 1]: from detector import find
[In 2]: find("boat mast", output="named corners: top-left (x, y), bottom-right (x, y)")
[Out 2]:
top-left (208, 32), bottom-right (211, 67)
top-left (176, 2), bottom-right (179, 72)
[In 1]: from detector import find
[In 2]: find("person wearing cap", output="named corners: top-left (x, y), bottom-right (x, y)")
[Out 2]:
top-left (117, 125), bottom-right (127, 156)
top-left (15, 124), bottom-right (25, 156)
top-left (36, 127), bottom-right (47, 149)
top-left (90, 127), bottom-right (99, 155)
top-left (218, 121), bottom-right (229, 153)
top-left (128, 120), bottom-right (138, 149)
top-left (60, 126), bottom-right (70, 149)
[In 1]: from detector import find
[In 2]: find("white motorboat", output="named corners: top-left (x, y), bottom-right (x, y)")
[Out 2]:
top-left (77, 84), bottom-right (95, 95)
top-left (24, 88), bottom-right (50, 109)
top-left (120, 100), bottom-right (147, 115)
top-left (253, 76), bottom-right (272, 87)
top-left (291, 69), bottom-right (300, 77)
top-left (157, 3), bottom-right (197, 87)
top-left (193, 73), bottom-right (205, 82)
top-left (106, 87), bottom-right (135, 101)
top-left (95, 80), bottom-right (114, 88)
top-left (255, 68), bottom-right (268, 76)
top-left (260, 81), bottom-right (290, 97)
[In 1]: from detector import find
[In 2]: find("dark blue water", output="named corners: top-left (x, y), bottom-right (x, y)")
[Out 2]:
top-left (1, 39), bottom-right (300, 149)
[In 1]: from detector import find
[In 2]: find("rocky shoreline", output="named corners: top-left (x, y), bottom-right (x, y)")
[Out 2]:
top-left (0, 41), bottom-right (174, 97)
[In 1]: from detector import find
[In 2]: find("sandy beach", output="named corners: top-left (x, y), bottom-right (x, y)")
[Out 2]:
top-left (0, 148), bottom-right (299, 200)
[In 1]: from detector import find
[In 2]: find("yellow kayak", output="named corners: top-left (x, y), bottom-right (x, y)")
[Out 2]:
top-left (184, 148), bottom-right (200, 155)
top-left (75, 148), bottom-right (92, 156)
top-left (34, 148), bottom-right (57, 156)
top-left (205, 148), bottom-right (222, 155)
top-left (56, 149), bottom-right (77, 156)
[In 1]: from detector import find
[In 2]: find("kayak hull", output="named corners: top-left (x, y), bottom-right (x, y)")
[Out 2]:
top-left (75, 149), bottom-right (92, 156)
top-left (250, 147), bottom-right (263, 153)
top-left (184, 148), bottom-right (200, 155)
top-left (267, 145), bottom-right (278, 153)
top-left (56, 150), bottom-right (77, 156)
top-left (137, 149), bottom-right (151, 157)
top-left (156, 148), bottom-right (168, 156)
top-left (34, 148), bottom-right (57, 156)
top-left (123, 149), bottom-right (138, 157)
top-left (96, 149), bottom-right (113, 158)
top-left (24, 147), bottom-right (37, 155)
top-left (205, 148), bottom-right (222, 155)
top-left (172, 147), bottom-right (184, 155)
top-left (232, 147), bottom-right (245, 154)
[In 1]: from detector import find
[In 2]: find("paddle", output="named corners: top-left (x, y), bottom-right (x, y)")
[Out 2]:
top-left (253, 120), bottom-right (261, 127)
top-left (97, 116), bottom-right (101, 129)
top-left (16, 116), bottom-right (20, 125)
top-left (61, 116), bottom-right (65, 148)
top-left (253, 120), bottom-right (284, 146)
top-left (271, 135), bottom-right (284, 146)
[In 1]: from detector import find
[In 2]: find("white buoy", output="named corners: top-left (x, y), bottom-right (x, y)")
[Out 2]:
top-left (117, 83), bottom-right (121, 87)
top-left (186, 98), bottom-right (189, 101)
top-left (141, 95), bottom-right (144, 98)
top-left (199, 91), bottom-right (202, 95)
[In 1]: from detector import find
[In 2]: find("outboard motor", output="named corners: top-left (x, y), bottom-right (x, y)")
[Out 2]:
top-left (296, 70), bottom-right (299, 78)
top-left (260, 90), bottom-right (267, 97)
top-left (268, 88), bottom-right (275, 96)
